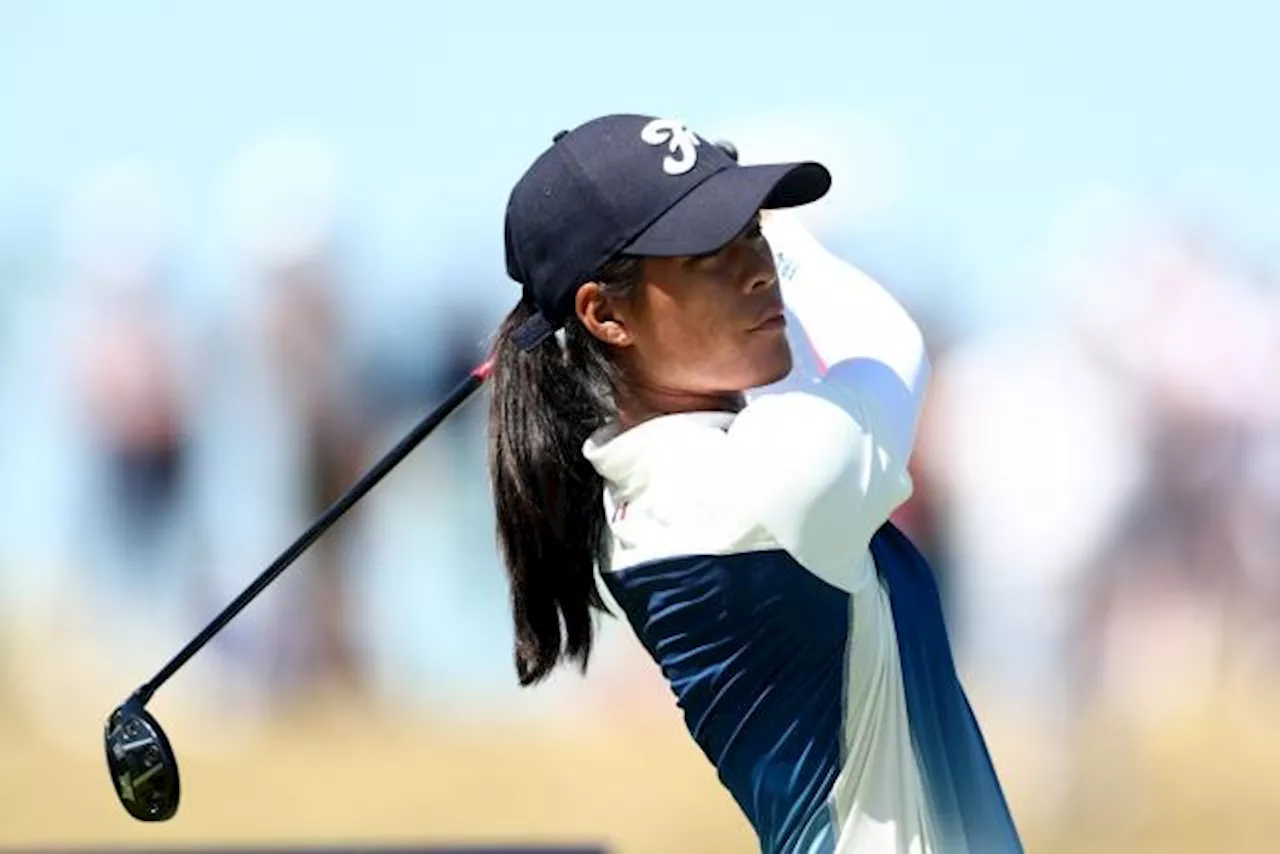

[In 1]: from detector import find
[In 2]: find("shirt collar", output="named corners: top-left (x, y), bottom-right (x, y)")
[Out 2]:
top-left (582, 410), bottom-right (737, 490)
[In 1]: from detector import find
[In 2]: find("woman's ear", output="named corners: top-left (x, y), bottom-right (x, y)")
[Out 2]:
top-left (575, 281), bottom-right (634, 348)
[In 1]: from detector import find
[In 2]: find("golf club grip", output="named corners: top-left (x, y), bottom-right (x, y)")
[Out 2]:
top-left (134, 359), bottom-right (494, 705)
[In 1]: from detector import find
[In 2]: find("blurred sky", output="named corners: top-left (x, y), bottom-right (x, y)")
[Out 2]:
top-left (3, 0), bottom-right (1279, 330)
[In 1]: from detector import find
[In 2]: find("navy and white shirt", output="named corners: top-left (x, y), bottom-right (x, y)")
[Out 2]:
top-left (582, 214), bottom-right (1023, 854)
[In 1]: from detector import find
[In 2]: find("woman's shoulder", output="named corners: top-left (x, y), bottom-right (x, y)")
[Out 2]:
top-left (582, 412), bottom-right (773, 571)
top-left (585, 398), bottom-right (904, 595)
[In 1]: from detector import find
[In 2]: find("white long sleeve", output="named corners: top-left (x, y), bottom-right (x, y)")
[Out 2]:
top-left (754, 213), bottom-right (931, 468)
top-left (694, 214), bottom-right (933, 590)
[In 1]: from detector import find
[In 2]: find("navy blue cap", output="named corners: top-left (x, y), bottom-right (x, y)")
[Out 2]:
top-left (504, 114), bottom-right (831, 350)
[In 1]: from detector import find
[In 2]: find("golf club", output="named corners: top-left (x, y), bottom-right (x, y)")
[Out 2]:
top-left (105, 359), bottom-right (493, 821)
top-left (104, 138), bottom-right (744, 824)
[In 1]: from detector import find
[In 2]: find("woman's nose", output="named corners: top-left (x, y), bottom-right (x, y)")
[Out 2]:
top-left (743, 244), bottom-right (778, 293)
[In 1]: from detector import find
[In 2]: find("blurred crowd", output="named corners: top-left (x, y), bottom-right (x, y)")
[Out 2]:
top-left (890, 196), bottom-right (1280, 819)
top-left (1, 137), bottom-right (1278, 828)
top-left (0, 141), bottom-right (529, 739)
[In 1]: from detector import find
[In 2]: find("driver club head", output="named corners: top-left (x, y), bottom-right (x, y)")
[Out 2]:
top-left (104, 698), bottom-right (180, 822)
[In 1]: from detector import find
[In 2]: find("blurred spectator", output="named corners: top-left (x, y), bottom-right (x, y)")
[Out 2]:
top-left (349, 295), bottom-right (532, 715)
top-left (1066, 222), bottom-right (1278, 723)
top-left (890, 307), bottom-right (960, 618)
top-left (59, 164), bottom-right (210, 651)
top-left (259, 252), bottom-right (370, 701)
top-left (213, 134), bottom-right (371, 705)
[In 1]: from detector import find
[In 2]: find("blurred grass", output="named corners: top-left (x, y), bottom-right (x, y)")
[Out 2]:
top-left (3, 603), bottom-right (1280, 854)
top-left (2, 701), bottom-right (754, 853)
top-left (3, 684), bottom-right (1280, 853)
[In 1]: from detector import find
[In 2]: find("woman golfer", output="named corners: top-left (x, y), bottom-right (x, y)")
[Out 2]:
top-left (486, 114), bottom-right (1023, 854)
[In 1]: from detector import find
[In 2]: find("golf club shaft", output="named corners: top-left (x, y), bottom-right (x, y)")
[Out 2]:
top-left (132, 360), bottom-right (494, 706)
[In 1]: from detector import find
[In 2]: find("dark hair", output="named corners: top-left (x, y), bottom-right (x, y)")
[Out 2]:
top-left (486, 257), bottom-right (643, 686)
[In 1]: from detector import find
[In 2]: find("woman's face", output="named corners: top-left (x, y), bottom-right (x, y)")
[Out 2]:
top-left (576, 215), bottom-right (793, 420)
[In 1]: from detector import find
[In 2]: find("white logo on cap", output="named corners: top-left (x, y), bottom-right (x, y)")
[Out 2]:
top-left (640, 118), bottom-right (701, 176)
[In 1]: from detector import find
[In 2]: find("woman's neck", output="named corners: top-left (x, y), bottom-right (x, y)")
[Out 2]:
top-left (613, 385), bottom-right (745, 432)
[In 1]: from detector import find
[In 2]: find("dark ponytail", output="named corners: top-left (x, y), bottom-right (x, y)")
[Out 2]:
top-left (486, 258), bottom-right (641, 686)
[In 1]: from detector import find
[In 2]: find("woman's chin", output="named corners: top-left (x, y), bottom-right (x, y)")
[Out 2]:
top-left (745, 340), bottom-right (794, 390)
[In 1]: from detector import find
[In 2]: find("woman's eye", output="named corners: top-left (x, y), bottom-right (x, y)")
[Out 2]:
top-left (689, 248), bottom-right (722, 266)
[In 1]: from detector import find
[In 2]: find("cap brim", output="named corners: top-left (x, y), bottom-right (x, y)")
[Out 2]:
top-left (621, 161), bottom-right (831, 257)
